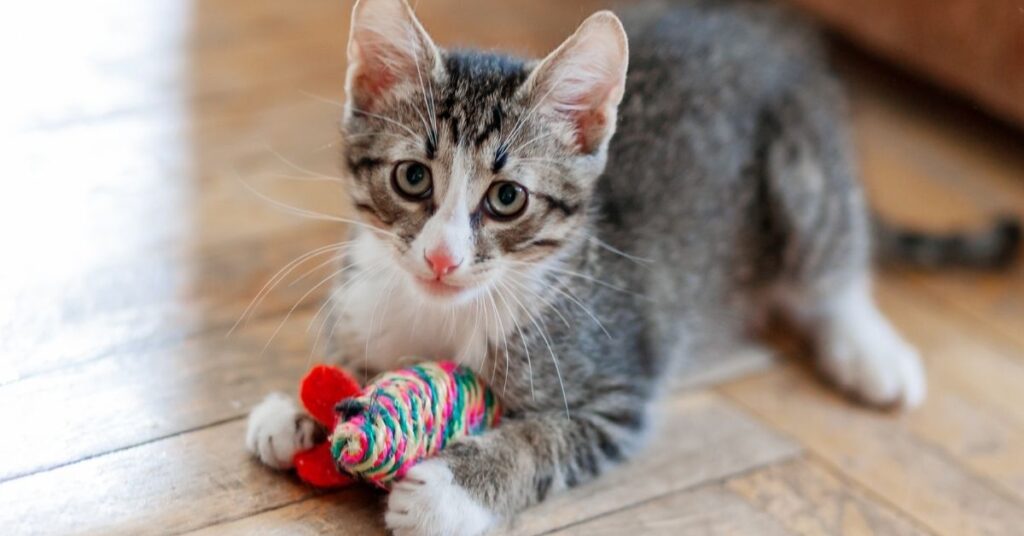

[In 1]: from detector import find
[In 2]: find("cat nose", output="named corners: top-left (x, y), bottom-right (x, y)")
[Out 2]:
top-left (424, 248), bottom-right (462, 278)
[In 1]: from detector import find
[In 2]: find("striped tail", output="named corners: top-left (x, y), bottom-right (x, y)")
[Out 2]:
top-left (873, 214), bottom-right (1021, 269)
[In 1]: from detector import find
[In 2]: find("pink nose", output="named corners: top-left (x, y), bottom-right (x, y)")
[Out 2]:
top-left (424, 248), bottom-right (462, 278)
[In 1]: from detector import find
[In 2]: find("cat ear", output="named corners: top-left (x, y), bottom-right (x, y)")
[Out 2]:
top-left (345, 0), bottom-right (440, 110)
top-left (525, 11), bottom-right (629, 155)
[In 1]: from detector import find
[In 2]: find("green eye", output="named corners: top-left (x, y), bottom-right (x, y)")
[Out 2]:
top-left (392, 161), bottom-right (432, 200)
top-left (485, 181), bottom-right (528, 220)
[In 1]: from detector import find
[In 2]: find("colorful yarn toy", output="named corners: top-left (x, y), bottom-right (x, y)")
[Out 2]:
top-left (291, 361), bottom-right (501, 489)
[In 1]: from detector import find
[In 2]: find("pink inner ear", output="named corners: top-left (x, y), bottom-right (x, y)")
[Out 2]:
top-left (551, 80), bottom-right (616, 154)
top-left (571, 107), bottom-right (609, 154)
top-left (349, 39), bottom-right (404, 110)
top-left (353, 63), bottom-right (397, 107)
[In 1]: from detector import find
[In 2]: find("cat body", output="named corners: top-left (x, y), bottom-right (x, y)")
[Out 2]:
top-left (246, 1), bottom-right (1019, 535)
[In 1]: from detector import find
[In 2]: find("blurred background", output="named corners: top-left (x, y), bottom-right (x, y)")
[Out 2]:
top-left (1, 1), bottom-right (1023, 534)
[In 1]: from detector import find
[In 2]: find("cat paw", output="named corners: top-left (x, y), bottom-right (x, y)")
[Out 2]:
top-left (385, 459), bottom-right (497, 536)
top-left (245, 393), bottom-right (318, 469)
top-left (819, 323), bottom-right (926, 409)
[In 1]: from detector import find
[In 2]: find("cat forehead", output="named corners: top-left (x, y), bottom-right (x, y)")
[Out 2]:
top-left (434, 51), bottom-right (531, 148)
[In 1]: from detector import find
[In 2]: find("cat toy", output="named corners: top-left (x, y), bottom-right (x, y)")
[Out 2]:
top-left (292, 361), bottom-right (502, 489)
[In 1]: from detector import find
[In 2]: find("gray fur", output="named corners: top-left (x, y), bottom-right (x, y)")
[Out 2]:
top-left (429, 2), bottom-right (862, 517)
top-left (330, 0), bottom-right (1014, 526)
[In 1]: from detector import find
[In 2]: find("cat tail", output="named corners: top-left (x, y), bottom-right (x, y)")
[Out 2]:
top-left (872, 213), bottom-right (1021, 269)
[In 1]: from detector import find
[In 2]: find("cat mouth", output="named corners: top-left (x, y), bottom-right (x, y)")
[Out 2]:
top-left (415, 277), bottom-right (468, 297)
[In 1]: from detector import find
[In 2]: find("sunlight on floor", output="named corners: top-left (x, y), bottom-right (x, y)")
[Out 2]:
top-left (0, 1), bottom-right (193, 383)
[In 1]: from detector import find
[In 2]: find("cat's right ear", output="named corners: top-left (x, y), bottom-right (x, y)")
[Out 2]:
top-left (344, 0), bottom-right (440, 111)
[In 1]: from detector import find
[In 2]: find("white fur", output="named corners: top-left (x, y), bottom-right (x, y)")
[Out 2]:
top-left (245, 393), bottom-right (317, 469)
top-left (385, 460), bottom-right (497, 536)
top-left (408, 151), bottom-right (475, 279)
top-left (813, 276), bottom-right (926, 408)
top-left (329, 229), bottom-right (550, 373)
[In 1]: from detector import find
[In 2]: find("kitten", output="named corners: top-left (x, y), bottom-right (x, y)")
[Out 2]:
top-left (246, 0), bottom-right (1021, 534)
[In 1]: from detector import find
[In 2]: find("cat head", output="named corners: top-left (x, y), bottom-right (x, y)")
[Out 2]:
top-left (340, 0), bottom-right (628, 303)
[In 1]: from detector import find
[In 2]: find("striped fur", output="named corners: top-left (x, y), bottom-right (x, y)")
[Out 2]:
top-left (249, 0), bottom-right (1020, 533)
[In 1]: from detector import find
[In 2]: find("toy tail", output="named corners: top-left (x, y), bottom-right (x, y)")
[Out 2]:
top-left (873, 214), bottom-right (1021, 269)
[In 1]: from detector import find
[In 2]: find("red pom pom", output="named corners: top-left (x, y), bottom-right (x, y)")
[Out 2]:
top-left (294, 443), bottom-right (354, 488)
top-left (299, 364), bottom-right (362, 428)
top-left (292, 364), bottom-right (362, 489)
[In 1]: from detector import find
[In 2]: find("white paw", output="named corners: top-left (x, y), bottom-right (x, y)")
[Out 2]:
top-left (385, 459), bottom-right (497, 536)
top-left (245, 393), bottom-right (317, 469)
top-left (819, 319), bottom-right (926, 409)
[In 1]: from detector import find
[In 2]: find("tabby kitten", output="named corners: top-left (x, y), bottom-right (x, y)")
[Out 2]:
top-left (246, 1), bottom-right (1020, 534)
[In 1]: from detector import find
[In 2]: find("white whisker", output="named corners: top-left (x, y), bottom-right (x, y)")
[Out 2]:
top-left (233, 172), bottom-right (400, 240)
top-left (261, 263), bottom-right (351, 359)
top-left (504, 275), bottom-right (572, 330)
top-left (288, 244), bottom-right (358, 287)
top-left (517, 271), bottom-right (613, 339)
top-left (264, 144), bottom-right (345, 182)
top-left (308, 259), bottom-right (387, 366)
top-left (507, 259), bottom-right (638, 296)
top-left (498, 279), bottom-right (570, 419)
top-left (349, 106), bottom-right (423, 142)
top-left (484, 287), bottom-right (511, 394)
top-left (587, 234), bottom-right (653, 265)
top-left (408, 31), bottom-right (438, 149)
top-left (494, 284), bottom-right (535, 400)
top-left (498, 68), bottom-right (576, 158)
top-left (228, 241), bottom-right (351, 336)
top-left (506, 132), bottom-right (556, 156)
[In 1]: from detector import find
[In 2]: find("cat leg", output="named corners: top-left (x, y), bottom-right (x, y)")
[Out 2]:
top-left (779, 274), bottom-right (925, 408)
top-left (385, 407), bottom-right (647, 536)
top-left (763, 81), bottom-right (925, 408)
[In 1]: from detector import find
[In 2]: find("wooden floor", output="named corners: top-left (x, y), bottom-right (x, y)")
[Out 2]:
top-left (4, 1), bottom-right (1024, 534)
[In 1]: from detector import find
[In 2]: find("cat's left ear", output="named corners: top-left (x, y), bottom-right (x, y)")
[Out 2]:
top-left (344, 0), bottom-right (441, 111)
top-left (525, 11), bottom-right (629, 155)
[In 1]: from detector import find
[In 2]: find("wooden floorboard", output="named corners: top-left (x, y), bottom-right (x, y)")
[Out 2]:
top-left (5, 0), bottom-right (1024, 535)
top-left (547, 482), bottom-right (793, 536)
top-left (0, 308), bottom-right (321, 482)
top-left (720, 278), bottom-right (1024, 535)
top-left (725, 457), bottom-right (929, 536)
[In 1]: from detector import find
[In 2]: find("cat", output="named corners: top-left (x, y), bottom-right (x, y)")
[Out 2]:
top-left (245, 0), bottom-right (1021, 534)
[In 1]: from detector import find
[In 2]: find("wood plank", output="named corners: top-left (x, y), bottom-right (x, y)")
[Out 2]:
top-left (29, 389), bottom-right (797, 536)
top-left (2, 84), bottom-right (351, 381)
top-left (723, 365), bottom-right (1024, 536)
top-left (0, 420), bottom-right (335, 535)
top-left (548, 482), bottom-right (792, 536)
top-left (1, 220), bottom-right (341, 382)
top-left (874, 281), bottom-right (1024, 501)
top-left (720, 277), bottom-right (1024, 535)
top-left (187, 491), bottom-right (386, 536)
top-left (497, 391), bottom-right (800, 535)
top-left (726, 458), bottom-right (927, 536)
top-left (0, 306), bottom-right (322, 482)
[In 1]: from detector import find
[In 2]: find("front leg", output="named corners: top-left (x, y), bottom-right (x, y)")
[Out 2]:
top-left (385, 408), bottom-right (648, 536)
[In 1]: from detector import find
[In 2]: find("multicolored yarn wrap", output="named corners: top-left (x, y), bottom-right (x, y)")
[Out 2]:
top-left (329, 361), bottom-right (501, 487)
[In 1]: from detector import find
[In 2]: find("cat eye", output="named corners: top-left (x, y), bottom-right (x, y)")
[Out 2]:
top-left (484, 181), bottom-right (528, 220)
top-left (392, 161), bottom-right (433, 200)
